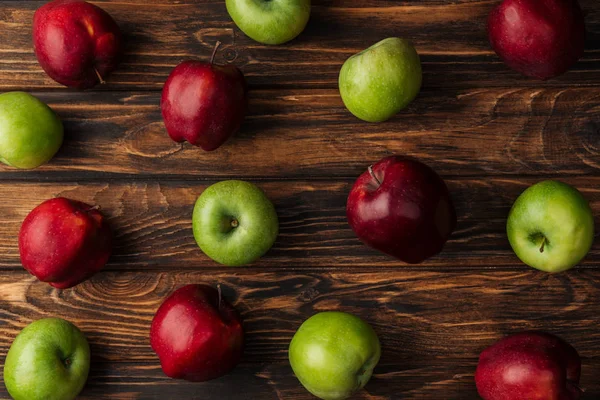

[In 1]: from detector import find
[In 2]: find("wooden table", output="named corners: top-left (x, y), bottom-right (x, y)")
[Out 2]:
top-left (1, 1), bottom-right (599, 399)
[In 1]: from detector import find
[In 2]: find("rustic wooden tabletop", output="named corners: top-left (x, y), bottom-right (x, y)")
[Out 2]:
top-left (0, 1), bottom-right (599, 399)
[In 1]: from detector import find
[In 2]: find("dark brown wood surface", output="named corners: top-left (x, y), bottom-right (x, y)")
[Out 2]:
top-left (0, 1), bottom-right (599, 399)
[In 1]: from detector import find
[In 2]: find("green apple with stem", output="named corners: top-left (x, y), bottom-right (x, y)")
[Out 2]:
top-left (192, 180), bottom-right (279, 266)
top-left (339, 37), bottom-right (422, 122)
top-left (3, 318), bottom-right (90, 400)
top-left (289, 311), bottom-right (381, 400)
top-left (226, 0), bottom-right (311, 45)
top-left (507, 180), bottom-right (594, 273)
top-left (0, 92), bottom-right (63, 169)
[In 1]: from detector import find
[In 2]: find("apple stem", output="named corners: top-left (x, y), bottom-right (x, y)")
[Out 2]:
top-left (210, 41), bottom-right (222, 65)
top-left (539, 237), bottom-right (546, 253)
top-left (231, 219), bottom-right (239, 228)
top-left (87, 205), bottom-right (101, 212)
top-left (367, 165), bottom-right (382, 187)
top-left (94, 68), bottom-right (106, 85)
top-left (217, 284), bottom-right (222, 311)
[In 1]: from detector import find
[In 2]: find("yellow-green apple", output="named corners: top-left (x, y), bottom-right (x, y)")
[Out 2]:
top-left (226, 0), bottom-right (311, 45)
top-left (161, 44), bottom-right (247, 151)
top-left (488, 0), bottom-right (585, 79)
top-left (192, 180), bottom-right (278, 266)
top-left (339, 38), bottom-right (422, 122)
top-left (33, 0), bottom-right (122, 88)
top-left (347, 156), bottom-right (456, 264)
top-left (507, 180), bottom-right (594, 273)
top-left (3, 318), bottom-right (90, 400)
top-left (289, 312), bottom-right (381, 400)
top-left (475, 332), bottom-right (582, 400)
top-left (19, 197), bottom-right (112, 289)
top-left (150, 284), bottom-right (244, 381)
top-left (0, 92), bottom-right (63, 169)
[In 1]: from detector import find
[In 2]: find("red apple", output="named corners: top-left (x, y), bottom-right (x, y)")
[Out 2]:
top-left (19, 197), bottom-right (112, 289)
top-left (150, 284), bottom-right (244, 382)
top-left (346, 156), bottom-right (456, 264)
top-left (488, 0), bottom-right (585, 80)
top-left (33, 0), bottom-right (122, 89)
top-left (161, 43), bottom-right (247, 151)
top-left (475, 332), bottom-right (582, 400)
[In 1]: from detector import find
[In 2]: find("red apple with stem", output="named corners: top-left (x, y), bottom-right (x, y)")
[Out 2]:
top-left (19, 197), bottom-right (112, 289)
top-left (346, 156), bottom-right (456, 264)
top-left (161, 42), bottom-right (247, 151)
top-left (475, 331), bottom-right (582, 400)
top-left (33, 0), bottom-right (123, 89)
top-left (150, 284), bottom-right (244, 382)
top-left (488, 0), bottom-right (586, 80)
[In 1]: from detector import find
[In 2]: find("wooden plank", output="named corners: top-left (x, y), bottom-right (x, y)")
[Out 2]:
top-left (0, 87), bottom-right (599, 179)
top-left (1, 270), bottom-right (599, 398)
top-left (0, 1), bottom-right (598, 91)
top-left (0, 177), bottom-right (598, 270)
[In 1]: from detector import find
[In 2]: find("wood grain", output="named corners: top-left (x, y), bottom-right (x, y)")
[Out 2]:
top-left (0, 1), bottom-right (598, 91)
top-left (1, 269), bottom-right (599, 398)
top-left (0, 87), bottom-right (598, 180)
top-left (0, 177), bottom-right (598, 270)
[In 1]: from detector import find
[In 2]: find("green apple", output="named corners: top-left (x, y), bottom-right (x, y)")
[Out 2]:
top-left (0, 92), bottom-right (63, 169)
top-left (339, 37), bottom-right (422, 122)
top-left (192, 180), bottom-right (279, 266)
top-left (226, 0), bottom-right (311, 45)
top-left (289, 312), bottom-right (381, 400)
top-left (507, 180), bottom-right (594, 273)
top-left (3, 318), bottom-right (90, 400)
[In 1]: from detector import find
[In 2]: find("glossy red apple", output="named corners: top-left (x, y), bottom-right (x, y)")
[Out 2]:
top-left (488, 0), bottom-right (585, 80)
top-left (150, 284), bottom-right (244, 382)
top-left (19, 197), bottom-right (112, 289)
top-left (346, 156), bottom-right (456, 264)
top-left (161, 43), bottom-right (247, 151)
top-left (33, 0), bottom-right (122, 89)
top-left (475, 332), bottom-right (582, 400)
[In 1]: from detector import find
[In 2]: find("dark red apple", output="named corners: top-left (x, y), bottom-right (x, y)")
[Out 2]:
top-left (150, 284), bottom-right (244, 382)
top-left (19, 197), bottom-right (112, 289)
top-left (33, 0), bottom-right (122, 89)
top-left (488, 0), bottom-right (585, 80)
top-left (475, 332), bottom-right (582, 400)
top-left (346, 156), bottom-right (456, 264)
top-left (161, 43), bottom-right (247, 151)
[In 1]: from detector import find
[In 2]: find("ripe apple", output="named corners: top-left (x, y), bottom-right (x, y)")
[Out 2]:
top-left (475, 331), bottom-right (582, 400)
top-left (19, 197), bottom-right (112, 289)
top-left (3, 318), bottom-right (90, 400)
top-left (289, 311), bottom-right (381, 400)
top-left (507, 180), bottom-right (594, 273)
top-left (192, 180), bottom-right (278, 266)
top-left (150, 284), bottom-right (244, 381)
top-left (488, 0), bottom-right (586, 80)
top-left (347, 156), bottom-right (456, 264)
top-left (33, 0), bottom-right (122, 89)
top-left (226, 0), bottom-right (311, 45)
top-left (0, 92), bottom-right (63, 169)
top-left (339, 38), bottom-right (422, 122)
top-left (161, 43), bottom-right (247, 151)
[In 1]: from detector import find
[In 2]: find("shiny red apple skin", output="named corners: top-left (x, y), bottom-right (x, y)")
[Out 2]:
top-left (488, 0), bottom-right (585, 80)
top-left (19, 197), bottom-right (112, 289)
top-left (346, 156), bottom-right (456, 264)
top-left (150, 284), bottom-right (244, 382)
top-left (475, 332), bottom-right (582, 400)
top-left (161, 60), bottom-right (247, 151)
top-left (33, 0), bottom-right (122, 89)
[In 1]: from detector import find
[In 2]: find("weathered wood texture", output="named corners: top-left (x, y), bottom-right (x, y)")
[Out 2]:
top-left (0, 87), bottom-right (599, 179)
top-left (0, 178), bottom-right (598, 270)
top-left (0, 0), bottom-right (599, 91)
top-left (1, 0), bottom-right (600, 399)
top-left (1, 270), bottom-right (600, 399)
